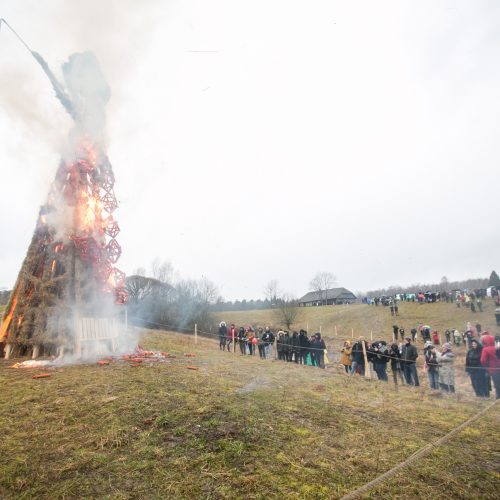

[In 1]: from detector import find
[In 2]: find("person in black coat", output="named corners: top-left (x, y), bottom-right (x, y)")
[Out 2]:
top-left (312, 333), bottom-right (326, 369)
top-left (238, 327), bottom-right (246, 355)
top-left (262, 327), bottom-right (275, 359)
top-left (370, 340), bottom-right (389, 382)
top-left (389, 343), bottom-right (404, 384)
top-left (298, 329), bottom-right (310, 365)
top-left (283, 331), bottom-right (292, 361)
top-left (411, 328), bottom-right (418, 342)
top-left (392, 325), bottom-right (399, 341)
top-left (350, 337), bottom-right (367, 376)
top-left (424, 342), bottom-right (440, 390)
top-left (290, 331), bottom-right (300, 363)
top-left (466, 339), bottom-right (490, 397)
top-left (276, 331), bottom-right (285, 360)
top-left (401, 337), bottom-right (419, 386)
top-left (218, 322), bottom-right (227, 351)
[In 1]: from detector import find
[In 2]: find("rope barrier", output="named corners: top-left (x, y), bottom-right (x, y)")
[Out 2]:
top-left (340, 399), bottom-right (499, 499)
top-left (127, 316), bottom-right (499, 371)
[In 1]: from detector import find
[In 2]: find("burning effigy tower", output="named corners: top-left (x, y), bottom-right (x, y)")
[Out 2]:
top-left (0, 21), bottom-right (127, 359)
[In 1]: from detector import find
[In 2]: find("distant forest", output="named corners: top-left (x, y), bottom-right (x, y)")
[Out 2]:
top-left (210, 298), bottom-right (275, 312)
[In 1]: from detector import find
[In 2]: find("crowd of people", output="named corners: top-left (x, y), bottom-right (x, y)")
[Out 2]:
top-left (217, 322), bottom-right (328, 367)
top-left (337, 332), bottom-right (499, 399)
top-left (365, 287), bottom-right (499, 308)
top-left (390, 323), bottom-right (485, 347)
top-left (218, 322), bottom-right (500, 399)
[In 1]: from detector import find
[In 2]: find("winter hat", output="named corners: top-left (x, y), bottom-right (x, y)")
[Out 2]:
top-left (424, 341), bottom-right (433, 348)
top-left (442, 342), bottom-right (452, 350)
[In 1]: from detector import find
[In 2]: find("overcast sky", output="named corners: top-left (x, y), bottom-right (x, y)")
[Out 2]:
top-left (0, 0), bottom-right (499, 301)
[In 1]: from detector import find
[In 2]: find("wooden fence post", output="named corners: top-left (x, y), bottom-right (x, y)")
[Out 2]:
top-left (361, 339), bottom-right (371, 378)
top-left (194, 323), bottom-right (198, 345)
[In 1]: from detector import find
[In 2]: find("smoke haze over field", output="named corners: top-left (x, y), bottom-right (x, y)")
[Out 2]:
top-left (0, 1), bottom-right (499, 301)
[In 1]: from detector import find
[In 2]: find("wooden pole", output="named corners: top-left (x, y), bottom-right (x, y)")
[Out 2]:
top-left (232, 329), bottom-right (236, 352)
top-left (361, 339), bottom-right (371, 378)
top-left (194, 323), bottom-right (198, 345)
top-left (334, 325), bottom-right (338, 337)
top-left (306, 321), bottom-right (309, 333)
top-left (351, 327), bottom-right (354, 339)
top-left (370, 330), bottom-right (373, 341)
top-left (319, 325), bottom-right (322, 334)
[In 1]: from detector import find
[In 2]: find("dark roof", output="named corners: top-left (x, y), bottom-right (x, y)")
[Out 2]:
top-left (298, 287), bottom-right (357, 303)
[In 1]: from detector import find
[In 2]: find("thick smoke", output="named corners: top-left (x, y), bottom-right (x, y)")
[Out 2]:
top-left (1, 2), bottom-right (162, 362)
top-left (9, 46), bottom-right (130, 362)
top-left (0, 0), bottom-right (162, 154)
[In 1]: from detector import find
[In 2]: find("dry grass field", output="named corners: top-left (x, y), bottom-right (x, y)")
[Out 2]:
top-left (1, 300), bottom-right (499, 499)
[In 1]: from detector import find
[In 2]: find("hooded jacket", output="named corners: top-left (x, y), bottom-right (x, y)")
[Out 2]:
top-left (351, 340), bottom-right (366, 364)
top-left (480, 335), bottom-right (500, 376)
top-left (424, 348), bottom-right (440, 373)
top-left (389, 344), bottom-right (401, 371)
top-left (299, 331), bottom-right (310, 350)
top-left (465, 344), bottom-right (483, 373)
top-left (340, 342), bottom-right (352, 366)
top-left (218, 323), bottom-right (227, 339)
top-left (438, 347), bottom-right (455, 386)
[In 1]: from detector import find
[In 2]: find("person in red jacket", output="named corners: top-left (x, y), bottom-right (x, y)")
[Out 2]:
top-left (480, 335), bottom-right (500, 399)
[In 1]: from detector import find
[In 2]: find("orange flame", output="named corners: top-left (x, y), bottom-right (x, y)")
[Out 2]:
top-left (0, 291), bottom-right (18, 342)
top-left (78, 190), bottom-right (103, 232)
top-left (50, 260), bottom-right (56, 274)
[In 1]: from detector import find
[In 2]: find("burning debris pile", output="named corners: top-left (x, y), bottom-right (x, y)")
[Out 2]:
top-left (0, 21), bottom-right (127, 360)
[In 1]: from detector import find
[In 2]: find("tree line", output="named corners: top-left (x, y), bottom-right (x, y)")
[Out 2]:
top-left (125, 259), bottom-right (218, 332)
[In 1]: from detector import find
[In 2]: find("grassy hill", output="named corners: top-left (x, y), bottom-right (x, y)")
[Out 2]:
top-left (1, 312), bottom-right (499, 498)
top-left (216, 299), bottom-right (499, 342)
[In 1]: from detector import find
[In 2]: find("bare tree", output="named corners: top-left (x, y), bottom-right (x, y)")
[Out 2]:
top-left (274, 294), bottom-right (301, 330)
top-left (126, 275), bottom-right (155, 303)
top-left (151, 258), bottom-right (174, 284)
top-left (263, 279), bottom-right (282, 307)
top-left (309, 272), bottom-right (337, 306)
top-left (197, 276), bottom-right (219, 304)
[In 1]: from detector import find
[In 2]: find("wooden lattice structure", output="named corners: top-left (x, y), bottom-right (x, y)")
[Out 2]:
top-left (0, 142), bottom-right (126, 359)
